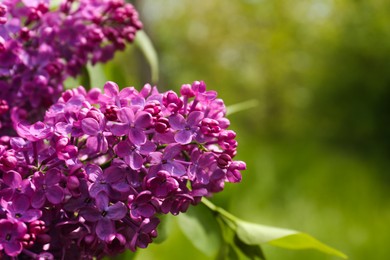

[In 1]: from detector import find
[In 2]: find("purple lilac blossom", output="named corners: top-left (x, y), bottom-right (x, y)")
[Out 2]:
top-left (0, 0), bottom-right (142, 136)
top-left (0, 80), bottom-right (246, 259)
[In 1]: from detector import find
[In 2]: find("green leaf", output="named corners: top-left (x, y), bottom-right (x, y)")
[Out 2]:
top-left (216, 242), bottom-right (240, 260)
top-left (226, 99), bottom-right (259, 116)
top-left (177, 203), bottom-right (222, 257)
top-left (134, 30), bottom-right (159, 84)
top-left (79, 66), bottom-right (91, 91)
top-left (153, 214), bottom-right (173, 244)
top-left (236, 220), bottom-right (347, 259)
top-left (268, 233), bottom-right (348, 258)
top-left (234, 234), bottom-right (266, 260)
top-left (87, 63), bottom-right (109, 90)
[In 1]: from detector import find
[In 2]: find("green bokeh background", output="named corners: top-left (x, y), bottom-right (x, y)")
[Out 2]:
top-left (99, 0), bottom-right (390, 259)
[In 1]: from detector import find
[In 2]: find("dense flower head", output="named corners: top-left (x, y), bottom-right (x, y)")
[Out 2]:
top-left (0, 81), bottom-right (246, 258)
top-left (0, 0), bottom-right (142, 136)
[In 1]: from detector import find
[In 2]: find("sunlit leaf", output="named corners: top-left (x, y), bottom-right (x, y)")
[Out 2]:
top-left (134, 30), bottom-right (159, 84)
top-left (177, 203), bottom-right (222, 257)
top-left (87, 63), bottom-right (108, 90)
top-left (236, 220), bottom-right (347, 259)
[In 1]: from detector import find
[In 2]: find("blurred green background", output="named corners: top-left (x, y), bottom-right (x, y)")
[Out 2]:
top-left (99, 0), bottom-right (390, 259)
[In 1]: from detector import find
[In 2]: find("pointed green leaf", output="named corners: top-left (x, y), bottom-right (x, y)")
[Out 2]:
top-left (268, 233), bottom-right (347, 259)
top-left (236, 220), bottom-right (347, 259)
top-left (177, 204), bottom-right (222, 257)
top-left (226, 99), bottom-right (259, 116)
top-left (134, 30), bottom-right (159, 84)
top-left (79, 66), bottom-right (91, 91)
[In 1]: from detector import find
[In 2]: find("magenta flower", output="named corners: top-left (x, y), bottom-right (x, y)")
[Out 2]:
top-left (80, 192), bottom-right (127, 241)
top-left (31, 169), bottom-right (64, 208)
top-left (0, 80), bottom-right (245, 258)
top-left (125, 217), bottom-right (160, 251)
top-left (0, 170), bottom-right (33, 200)
top-left (146, 170), bottom-right (179, 198)
top-left (0, 0), bottom-right (142, 135)
top-left (115, 140), bottom-right (156, 170)
top-left (2, 194), bottom-right (42, 222)
top-left (149, 143), bottom-right (186, 177)
top-left (99, 81), bottom-right (137, 108)
top-left (169, 111), bottom-right (204, 144)
top-left (0, 219), bottom-right (27, 257)
top-left (128, 191), bottom-right (157, 221)
top-left (110, 107), bottom-right (152, 145)
top-left (87, 164), bottom-right (127, 199)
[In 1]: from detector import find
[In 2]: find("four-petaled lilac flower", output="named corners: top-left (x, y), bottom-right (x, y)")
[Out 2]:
top-left (80, 192), bottom-right (127, 241)
top-left (99, 81), bottom-right (137, 108)
top-left (31, 169), bottom-right (64, 208)
top-left (0, 170), bottom-right (33, 200)
top-left (2, 194), bottom-right (42, 222)
top-left (169, 111), bottom-right (204, 144)
top-left (110, 107), bottom-right (152, 145)
top-left (115, 140), bottom-right (156, 170)
top-left (0, 219), bottom-right (27, 257)
top-left (188, 151), bottom-right (216, 183)
top-left (149, 143), bottom-right (186, 176)
top-left (87, 164), bottom-right (127, 199)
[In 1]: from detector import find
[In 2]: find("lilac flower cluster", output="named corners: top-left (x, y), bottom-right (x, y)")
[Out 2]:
top-left (0, 81), bottom-right (245, 259)
top-left (0, 0), bottom-right (142, 135)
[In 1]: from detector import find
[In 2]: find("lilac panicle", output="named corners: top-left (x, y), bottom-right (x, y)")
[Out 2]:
top-left (0, 80), bottom-right (245, 259)
top-left (0, 0), bottom-right (142, 136)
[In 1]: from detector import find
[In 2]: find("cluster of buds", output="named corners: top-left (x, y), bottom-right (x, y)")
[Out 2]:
top-left (0, 81), bottom-right (245, 259)
top-left (0, 0), bottom-right (142, 135)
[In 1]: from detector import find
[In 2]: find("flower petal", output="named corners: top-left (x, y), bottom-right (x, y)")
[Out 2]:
top-left (187, 111), bottom-right (204, 126)
top-left (175, 130), bottom-right (192, 144)
top-left (31, 190), bottom-right (46, 209)
top-left (129, 128), bottom-right (146, 145)
top-left (96, 218), bottom-right (115, 241)
top-left (107, 201), bottom-right (127, 220)
top-left (117, 107), bottom-right (134, 124)
top-left (110, 122), bottom-right (129, 136)
top-left (3, 171), bottom-right (22, 188)
top-left (115, 141), bottom-right (131, 158)
top-left (4, 242), bottom-right (23, 257)
top-left (81, 118), bottom-right (100, 136)
top-left (168, 114), bottom-right (185, 130)
top-left (104, 81), bottom-right (119, 98)
top-left (45, 169), bottom-right (61, 186)
top-left (80, 207), bottom-right (100, 222)
top-left (46, 186), bottom-right (64, 204)
top-left (134, 111), bottom-right (152, 128)
top-left (125, 152), bottom-right (143, 170)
